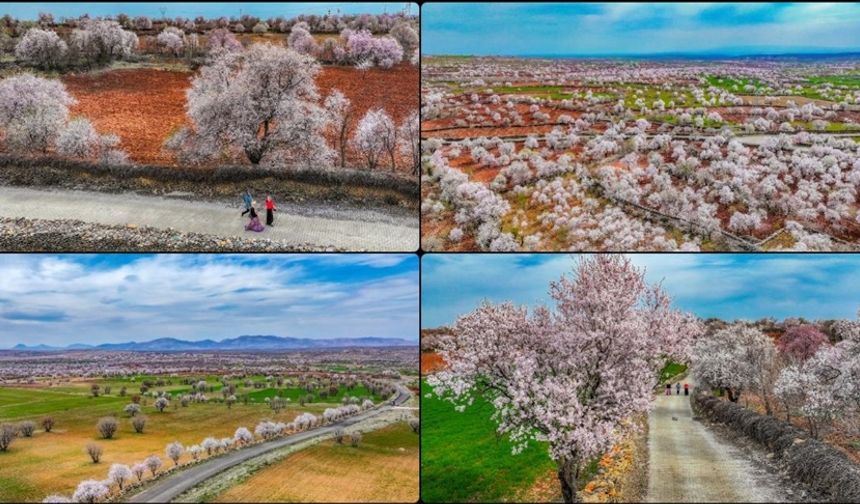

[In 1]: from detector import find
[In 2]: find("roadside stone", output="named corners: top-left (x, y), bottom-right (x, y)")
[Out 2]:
top-left (0, 217), bottom-right (351, 252)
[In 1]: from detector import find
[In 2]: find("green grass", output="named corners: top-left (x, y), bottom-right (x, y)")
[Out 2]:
top-left (806, 74), bottom-right (860, 89)
top-left (421, 380), bottom-right (557, 502)
top-left (622, 85), bottom-right (697, 110)
top-left (0, 387), bottom-right (127, 419)
top-left (488, 84), bottom-right (575, 101)
top-left (791, 120), bottom-right (860, 133)
top-left (0, 374), bottom-right (376, 421)
top-left (705, 75), bottom-right (769, 93)
top-left (647, 113), bottom-right (726, 129)
top-left (246, 385), bottom-right (382, 404)
top-left (660, 361), bottom-right (688, 383)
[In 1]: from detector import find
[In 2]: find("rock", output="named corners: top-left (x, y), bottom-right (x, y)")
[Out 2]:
top-left (0, 217), bottom-right (347, 252)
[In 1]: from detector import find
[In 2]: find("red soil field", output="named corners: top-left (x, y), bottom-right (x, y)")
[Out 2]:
top-left (421, 351), bottom-right (446, 375)
top-left (62, 63), bottom-right (418, 166)
top-left (63, 69), bottom-right (191, 165)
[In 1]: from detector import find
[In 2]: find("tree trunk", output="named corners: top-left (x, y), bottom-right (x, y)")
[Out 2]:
top-left (246, 148), bottom-right (263, 165)
top-left (556, 458), bottom-right (581, 503)
top-left (339, 125), bottom-right (348, 167)
top-left (726, 387), bottom-right (740, 403)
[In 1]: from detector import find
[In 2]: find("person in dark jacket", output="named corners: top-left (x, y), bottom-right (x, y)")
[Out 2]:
top-left (241, 189), bottom-right (253, 216)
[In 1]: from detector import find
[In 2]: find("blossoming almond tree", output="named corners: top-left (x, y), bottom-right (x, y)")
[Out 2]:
top-left (428, 255), bottom-right (700, 503)
top-left (692, 324), bottom-right (776, 407)
top-left (172, 43), bottom-right (332, 168)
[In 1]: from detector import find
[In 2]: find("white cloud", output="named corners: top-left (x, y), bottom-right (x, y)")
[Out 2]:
top-left (0, 255), bottom-right (418, 347)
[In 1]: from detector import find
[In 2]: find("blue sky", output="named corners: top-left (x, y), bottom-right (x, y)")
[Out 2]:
top-left (0, 2), bottom-right (416, 21)
top-left (0, 254), bottom-right (418, 347)
top-left (422, 3), bottom-right (860, 56)
top-left (422, 254), bottom-right (860, 328)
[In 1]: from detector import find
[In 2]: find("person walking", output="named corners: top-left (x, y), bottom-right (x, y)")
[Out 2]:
top-left (265, 194), bottom-right (277, 226)
top-left (665, 383), bottom-right (671, 396)
top-left (675, 382), bottom-right (681, 395)
top-left (241, 189), bottom-right (253, 217)
top-left (684, 383), bottom-right (690, 396)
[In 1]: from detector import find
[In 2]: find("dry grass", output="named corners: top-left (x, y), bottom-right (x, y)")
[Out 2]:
top-left (213, 423), bottom-right (418, 503)
top-left (0, 381), bottom-right (328, 502)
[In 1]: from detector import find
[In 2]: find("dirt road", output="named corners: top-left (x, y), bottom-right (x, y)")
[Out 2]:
top-left (646, 378), bottom-right (789, 503)
top-left (0, 186), bottom-right (418, 251)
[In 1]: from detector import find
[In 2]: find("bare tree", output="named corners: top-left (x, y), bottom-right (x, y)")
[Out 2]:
top-left (132, 416), bottom-right (147, 434)
top-left (18, 421), bottom-right (36, 437)
top-left (96, 417), bottom-right (118, 439)
top-left (41, 416), bottom-right (55, 433)
top-left (398, 110), bottom-right (419, 175)
top-left (0, 424), bottom-right (16, 452)
top-left (85, 442), bottom-right (103, 463)
top-left (324, 90), bottom-right (353, 167)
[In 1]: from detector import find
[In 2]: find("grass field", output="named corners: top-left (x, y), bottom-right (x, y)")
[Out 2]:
top-left (0, 378), bottom-right (350, 502)
top-left (246, 384), bottom-right (381, 404)
top-left (660, 361), bottom-right (688, 383)
top-left (489, 85), bottom-right (575, 101)
top-left (420, 380), bottom-right (558, 503)
top-left (705, 75), bottom-right (769, 93)
top-left (213, 422), bottom-right (419, 503)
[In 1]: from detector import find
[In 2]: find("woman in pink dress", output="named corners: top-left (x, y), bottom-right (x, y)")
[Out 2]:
top-left (245, 205), bottom-right (264, 232)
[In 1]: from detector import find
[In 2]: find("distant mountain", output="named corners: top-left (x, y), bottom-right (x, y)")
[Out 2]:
top-left (10, 335), bottom-right (416, 352)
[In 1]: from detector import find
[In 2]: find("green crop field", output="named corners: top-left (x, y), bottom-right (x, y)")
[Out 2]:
top-left (705, 75), bottom-right (769, 93)
top-left (420, 380), bottom-right (558, 503)
top-left (246, 384), bottom-right (382, 403)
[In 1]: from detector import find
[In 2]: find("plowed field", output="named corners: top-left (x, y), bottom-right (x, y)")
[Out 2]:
top-left (62, 63), bottom-right (418, 167)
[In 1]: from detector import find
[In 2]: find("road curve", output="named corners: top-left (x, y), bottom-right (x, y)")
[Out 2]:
top-left (646, 377), bottom-right (787, 503)
top-left (0, 186), bottom-right (418, 252)
top-left (128, 385), bottom-right (412, 503)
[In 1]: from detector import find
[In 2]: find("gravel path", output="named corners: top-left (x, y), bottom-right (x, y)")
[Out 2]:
top-left (129, 385), bottom-right (412, 503)
top-left (646, 377), bottom-right (788, 503)
top-left (0, 186), bottom-right (418, 251)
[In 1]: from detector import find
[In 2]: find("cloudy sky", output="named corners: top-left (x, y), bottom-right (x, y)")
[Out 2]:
top-left (423, 2), bottom-right (860, 56)
top-left (1, 2), bottom-right (415, 20)
top-left (0, 254), bottom-right (418, 348)
top-left (422, 254), bottom-right (860, 328)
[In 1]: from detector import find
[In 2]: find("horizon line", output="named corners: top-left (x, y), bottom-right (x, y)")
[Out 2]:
top-left (424, 50), bottom-right (860, 59)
